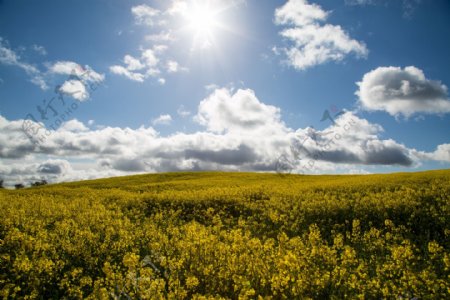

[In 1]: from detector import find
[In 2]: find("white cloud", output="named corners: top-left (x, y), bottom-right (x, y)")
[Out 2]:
top-left (124, 54), bottom-right (145, 71)
top-left (48, 61), bottom-right (105, 83)
top-left (146, 68), bottom-right (161, 77)
top-left (113, 0), bottom-right (245, 84)
top-left (0, 37), bottom-right (48, 89)
top-left (152, 114), bottom-right (172, 125)
top-left (59, 119), bottom-right (89, 132)
top-left (0, 40), bottom-right (37, 73)
top-left (49, 61), bottom-right (80, 75)
top-left (110, 46), bottom-right (174, 83)
top-left (145, 31), bottom-right (175, 42)
top-left (153, 45), bottom-right (168, 54)
top-left (275, 0), bottom-right (328, 26)
top-left (357, 66), bottom-right (450, 117)
top-left (48, 61), bottom-right (104, 101)
top-left (142, 49), bottom-right (159, 67)
top-left (283, 111), bottom-right (415, 171)
top-left (414, 143), bottom-right (450, 163)
top-left (345, 0), bottom-right (374, 5)
top-left (168, 0), bottom-right (189, 15)
top-left (194, 88), bottom-right (287, 134)
top-left (166, 60), bottom-right (179, 73)
top-left (32, 44), bottom-right (47, 56)
top-left (29, 77), bottom-right (48, 90)
top-left (429, 144), bottom-right (450, 162)
top-left (0, 157), bottom-right (127, 187)
top-left (109, 65), bottom-right (145, 82)
top-left (166, 60), bottom-right (187, 73)
top-left (177, 105), bottom-right (191, 117)
top-left (131, 4), bottom-right (160, 26)
top-left (274, 0), bottom-right (368, 70)
top-left (59, 80), bottom-right (89, 101)
top-left (1, 86), bottom-right (448, 185)
top-left (205, 83), bottom-right (220, 91)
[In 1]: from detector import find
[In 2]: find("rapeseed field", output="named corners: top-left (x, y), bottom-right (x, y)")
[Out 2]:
top-left (0, 170), bottom-right (449, 299)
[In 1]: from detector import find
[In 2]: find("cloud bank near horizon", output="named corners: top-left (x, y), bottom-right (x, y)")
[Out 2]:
top-left (1, 85), bottom-right (449, 187)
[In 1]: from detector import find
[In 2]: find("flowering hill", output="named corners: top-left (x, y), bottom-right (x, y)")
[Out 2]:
top-left (1, 170), bottom-right (449, 298)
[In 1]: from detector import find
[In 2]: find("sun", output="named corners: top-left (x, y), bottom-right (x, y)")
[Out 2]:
top-left (187, 5), bottom-right (216, 34)
top-left (183, 1), bottom-right (221, 49)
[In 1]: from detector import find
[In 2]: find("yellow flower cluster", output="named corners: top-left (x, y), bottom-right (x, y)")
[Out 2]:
top-left (0, 170), bottom-right (449, 298)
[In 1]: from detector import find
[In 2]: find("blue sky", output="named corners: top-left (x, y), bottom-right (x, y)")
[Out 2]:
top-left (1, 0), bottom-right (450, 185)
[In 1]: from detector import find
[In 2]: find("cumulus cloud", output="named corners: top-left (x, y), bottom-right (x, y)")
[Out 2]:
top-left (431, 144), bottom-right (450, 162)
top-left (286, 112), bottom-right (414, 170)
top-left (59, 119), bottom-right (89, 132)
top-left (183, 144), bottom-right (257, 165)
top-left (123, 54), bottom-right (145, 71)
top-left (1, 87), bottom-right (448, 185)
top-left (111, 158), bottom-right (147, 172)
top-left (59, 80), bottom-right (89, 101)
top-left (0, 158), bottom-right (127, 188)
top-left (195, 88), bottom-right (286, 134)
top-left (49, 61), bottom-right (105, 82)
top-left (142, 49), bottom-right (159, 67)
top-left (37, 159), bottom-right (72, 174)
top-left (167, 60), bottom-right (181, 73)
top-left (357, 66), bottom-right (450, 117)
top-left (414, 143), bottom-right (450, 163)
top-left (48, 61), bottom-right (105, 101)
top-left (152, 114), bottom-right (172, 125)
top-left (0, 116), bottom-right (37, 159)
top-left (273, 0), bottom-right (368, 70)
top-left (275, 0), bottom-right (328, 26)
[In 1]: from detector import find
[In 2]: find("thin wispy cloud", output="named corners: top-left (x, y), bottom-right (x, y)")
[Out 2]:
top-left (0, 37), bottom-right (48, 89)
top-left (345, 0), bottom-right (422, 18)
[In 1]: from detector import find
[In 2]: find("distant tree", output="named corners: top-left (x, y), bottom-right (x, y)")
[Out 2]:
top-left (14, 183), bottom-right (25, 190)
top-left (0, 179), bottom-right (4, 189)
top-left (31, 179), bottom-right (48, 187)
